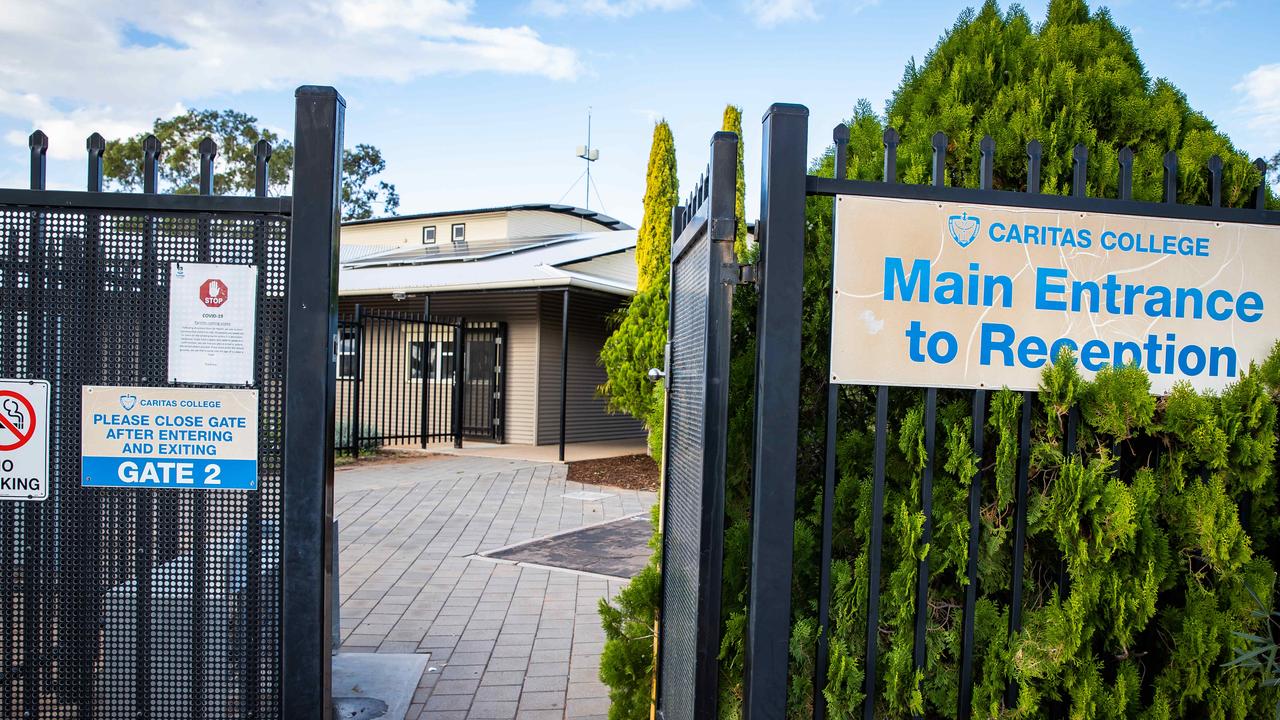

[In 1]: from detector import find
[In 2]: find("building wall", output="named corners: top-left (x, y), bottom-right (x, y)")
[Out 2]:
top-left (536, 290), bottom-right (646, 445)
top-left (342, 212), bottom-right (509, 248)
top-left (506, 210), bottom-right (613, 238)
top-left (341, 209), bottom-right (617, 250)
top-left (556, 248), bottom-right (637, 286)
top-left (337, 292), bottom-right (539, 445)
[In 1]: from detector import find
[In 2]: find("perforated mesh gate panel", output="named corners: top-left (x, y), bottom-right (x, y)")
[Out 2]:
top-left (660, 232), bottom-right (710, 720)
top-left (0, 205), bottom-right (287, 718)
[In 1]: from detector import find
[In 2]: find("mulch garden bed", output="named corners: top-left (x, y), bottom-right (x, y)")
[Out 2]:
top-left (566, 453), bottom-right (659, 491)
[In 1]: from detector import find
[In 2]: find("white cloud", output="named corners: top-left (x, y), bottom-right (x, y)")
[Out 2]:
top-left (745, 0), bottom-right (817, 27)
top-left (1234, 63), bottom-right (1280, 150)
top-left (529, 0), bottom-right (692, 18)
top-left (1176, 0), bottom-right (1234, 11)
top-left (0, 0), bottom-right (580, 159)
top-left (744, 0), bottom-right (877, 29)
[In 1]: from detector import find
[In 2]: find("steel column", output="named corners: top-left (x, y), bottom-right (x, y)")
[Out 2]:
top-left (281, 84), bottom-right (345, 720)
top-left (559, 288), bottom-right (570, 462)
top-left (743, 103), bottom-right (809, 720)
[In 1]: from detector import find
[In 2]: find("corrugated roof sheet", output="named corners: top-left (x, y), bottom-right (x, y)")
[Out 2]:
top-left (339, 229), bottom-right (638, 297)
top-left (341, 203), bottom-right (631, 231)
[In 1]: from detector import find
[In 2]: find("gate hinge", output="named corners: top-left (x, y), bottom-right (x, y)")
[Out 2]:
top-left (724, 262), bottom-right (757, 286)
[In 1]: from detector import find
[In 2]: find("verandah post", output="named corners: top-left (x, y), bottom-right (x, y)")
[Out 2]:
top-left (743, 103), bottom-right (808, 720)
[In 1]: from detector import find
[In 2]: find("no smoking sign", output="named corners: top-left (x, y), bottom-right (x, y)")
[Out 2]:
top-left (0, 379), bottom-right (49, 501)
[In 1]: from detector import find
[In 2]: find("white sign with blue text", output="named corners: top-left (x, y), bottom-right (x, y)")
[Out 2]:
top-left (831, 195), bottom-right (1280, 393)
top-left (81, 386), bottom-right (259, 491)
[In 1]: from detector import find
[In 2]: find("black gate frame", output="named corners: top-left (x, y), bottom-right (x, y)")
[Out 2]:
top-left (0, 85), bottom-right (343, 718)
top-left (655, 131), bottom-right (739, 720)
top-left (335, 312), bottom-right (505, 456)
top-left (736, 102), bottom-right (1280, 720)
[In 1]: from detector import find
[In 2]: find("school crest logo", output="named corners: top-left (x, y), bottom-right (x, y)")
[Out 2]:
top-left (948, 212), bottom-right (980, 249)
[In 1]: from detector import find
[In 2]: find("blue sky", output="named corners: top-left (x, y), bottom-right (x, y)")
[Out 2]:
top-left (2, 0), bottom-right (1278, 226)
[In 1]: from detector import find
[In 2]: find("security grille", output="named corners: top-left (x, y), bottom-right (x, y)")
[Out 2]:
top-left (656, 132), bottom-right (738, 720)
top-left (0, 206), bottom-right (288, 718)
top-left (660, 231), bottom-right (711, 720)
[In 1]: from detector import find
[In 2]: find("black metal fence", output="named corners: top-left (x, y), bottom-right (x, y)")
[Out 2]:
top-left (656, 132), bottom-right (739, 720)
top-left (661, 103), bottom-right (1280, 719)
top-left (335, 307), bottom-right (505, 455)
top-left (0, 86), bottom-right (342, 718)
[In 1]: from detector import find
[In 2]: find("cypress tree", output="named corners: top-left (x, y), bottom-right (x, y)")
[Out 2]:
top-left (634, 121), bottom-right (678, 292)
top-left (721, 105), bottom-right (749, 260)
top-left (600, 121), bottom-right (678, 436)
top-left (842, 0), bottom-right (1263, 204)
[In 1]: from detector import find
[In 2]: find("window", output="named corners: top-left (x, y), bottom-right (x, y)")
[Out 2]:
top-left (452, 223), bottom-right (466, 244)
top-left (422, 225), bottom-right (437, 244)
top-left (408, 339), bottom-right (455, 381)
top-left (337, 326), bottom-right (359, 379)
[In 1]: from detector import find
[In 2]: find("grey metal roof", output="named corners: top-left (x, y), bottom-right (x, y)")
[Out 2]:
top-left (341, 203), bottom-right (632, 231)
top-left (339, 229), bottom-right (638, 297)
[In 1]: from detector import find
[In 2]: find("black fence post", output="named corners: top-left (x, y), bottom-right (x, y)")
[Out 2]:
top-left (281, 84), bottom-right (345, 720)
top-left (743, 103), bottom-right (808, 720)
top-left (427, 294), bottom-right (437, 445)
top-left (453, 319), bottom-right (465, 448)
top-left (352, 303), bottom-right (364, 459)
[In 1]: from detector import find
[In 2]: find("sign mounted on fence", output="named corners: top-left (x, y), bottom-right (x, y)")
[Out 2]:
top-left (81, 385), bottom-right (259, 490)
top-left (831, 195), bottom-right (1280, 394)
top-left (0, 379), bottom-right (49, 501)
top-left (168, 262), bottom-right (258, 385)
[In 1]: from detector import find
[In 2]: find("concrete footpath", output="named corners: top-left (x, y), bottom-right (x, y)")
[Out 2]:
top-left (334, 455), bottom-right (657, 719)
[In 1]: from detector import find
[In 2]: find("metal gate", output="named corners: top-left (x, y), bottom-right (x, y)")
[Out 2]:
top-left (336, 311), bottom-right (504, 454)
top-left (655, 132), bottom-right (738, 720)
top-left (459, 321), bottom-right (505, 442)
top-left (658, 104), bottom-right (1280, 719)
top-left (0, 86), bottom-right (343, 718)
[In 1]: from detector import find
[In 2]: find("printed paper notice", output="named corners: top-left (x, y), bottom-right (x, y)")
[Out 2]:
top-left (168, 262), bottom-right (257, 385)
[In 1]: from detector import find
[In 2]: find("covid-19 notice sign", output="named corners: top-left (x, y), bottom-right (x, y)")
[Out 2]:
top-left (81, 386), bottom-right (259, 491)
top-left (831, 195), bottom-right (1280, 393)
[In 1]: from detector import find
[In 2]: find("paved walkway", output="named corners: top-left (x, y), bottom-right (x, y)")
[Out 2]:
top-left (334, 455), bottom-right (657, 719)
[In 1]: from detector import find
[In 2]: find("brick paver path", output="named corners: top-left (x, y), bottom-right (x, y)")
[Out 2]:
top-left (335, 455), bottom-right (657, 719)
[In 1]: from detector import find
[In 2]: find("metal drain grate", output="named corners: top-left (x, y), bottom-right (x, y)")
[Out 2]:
top-left (484, 515), bottom-right (652, 578)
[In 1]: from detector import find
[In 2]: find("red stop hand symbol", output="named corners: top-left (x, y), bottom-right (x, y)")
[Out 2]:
top-left (200, 278), bottom-right (227, 308)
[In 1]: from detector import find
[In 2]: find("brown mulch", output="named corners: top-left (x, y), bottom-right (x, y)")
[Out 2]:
top-left (567, 453), bottom-right (659, 491)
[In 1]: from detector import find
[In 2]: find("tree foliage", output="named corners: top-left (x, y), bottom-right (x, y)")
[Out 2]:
top-left (634, 121), bottom-right (679, 293)
top-left (103, 109), bottom-right (400, 220)
top-left (722, 105), bottom-right (749, 260)
top-left (600, 120), bottom-right (678, 440)
top-left (859, 0), bottom-right (1263, 205)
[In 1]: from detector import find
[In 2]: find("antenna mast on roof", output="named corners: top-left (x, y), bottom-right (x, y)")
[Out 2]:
top-left (576, 107), bottom-right (600, 213)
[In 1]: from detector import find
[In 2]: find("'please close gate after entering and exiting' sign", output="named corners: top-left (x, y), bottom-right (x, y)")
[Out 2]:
top-left (831, 195), bottom-right (1280, 393)
top-left (81, 386), bottom-right (259, 490)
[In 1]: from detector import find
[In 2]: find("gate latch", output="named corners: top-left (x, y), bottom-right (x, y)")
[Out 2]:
top-left (724, 262), bottom-right (757, 286)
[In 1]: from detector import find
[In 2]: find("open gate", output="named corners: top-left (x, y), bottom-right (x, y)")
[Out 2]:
top-left (655, 132), bottom-right (738, 720)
